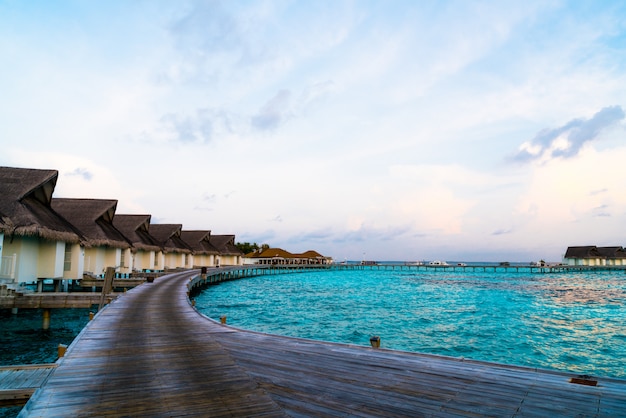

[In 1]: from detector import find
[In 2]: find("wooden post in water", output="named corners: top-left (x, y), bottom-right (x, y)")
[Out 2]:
top-left (57, 344), bottom-right (68, 358)
top-left (42, 308), bottom-right (51, 330)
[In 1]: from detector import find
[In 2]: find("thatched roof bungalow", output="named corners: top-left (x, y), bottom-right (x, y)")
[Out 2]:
top-left (180, 230), bottom-right (219, 268)
top-left (563, 246), bottom-right (614, 266)
top-left (208, 234), bottom-right (243, 266)
top-left (244, 248), bottom-right (329, 265)
top-left (596, 246), bottom-right (626, 266)
top-left (149, 224), bottom-right (192, 270)
top-left (0, 166), bottom-right (82, 284)
top-left (51, 198), bottom-right (131, 276)
top-left (113, 214), bottom-right (162, 272)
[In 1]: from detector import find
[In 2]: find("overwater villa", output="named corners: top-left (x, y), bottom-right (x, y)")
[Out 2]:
top-left (51, 198), bottom-right (132, 277)
top-left (149, 224), bottom-right (194, 270)
top-left (208, 235), bottom-right (244, 267)
top-left (112, 214), bottom-right (163, 273)
top-left (0, 167), bottom-right (83, 286)
top-left (244, 247), bottom-right (330, 265)
top-left (563, 245), bottom-right (626, 266)
top-left (180, 230), bottom-right (219, 268)
top-left (0, 165), bottom-right (244, 290)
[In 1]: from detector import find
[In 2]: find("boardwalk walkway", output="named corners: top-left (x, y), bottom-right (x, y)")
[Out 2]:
top-left (20, 270), bottom-right (626, 417)
top-left (0, 364), bottom-right (56, 406)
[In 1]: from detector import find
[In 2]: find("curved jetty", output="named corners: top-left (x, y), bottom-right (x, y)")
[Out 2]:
top-left (20, 269), bottom-right (626, 417)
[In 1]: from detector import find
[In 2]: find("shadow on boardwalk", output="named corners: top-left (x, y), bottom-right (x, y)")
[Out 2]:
top-left (19, 271), bottom-right (626, 417)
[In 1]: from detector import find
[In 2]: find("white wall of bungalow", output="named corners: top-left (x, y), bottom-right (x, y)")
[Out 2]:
top-left (84, 246), bottom-right (134, 277)
top-left (62, 242), bottom-right (85, 280)
top-left (131, 250), bottom-right (157, 272)
top-left (7, 237), bottom-right (59, 281)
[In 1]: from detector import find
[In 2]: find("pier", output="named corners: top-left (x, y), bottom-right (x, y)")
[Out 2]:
top-left (0, 364), bottom-right (57, 407)
top-left (17, 267), bottom-right (626, 417)
top-left (331, 262), bottom-right (626, 274)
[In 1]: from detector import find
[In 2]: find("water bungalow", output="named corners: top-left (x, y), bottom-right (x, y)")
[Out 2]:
top-left (180, 230), bottom-right (219, 268)
top-left (0, 165), bottom-right (246, 291)
top-left (563, 245), bottom-right (626, 266)
top-left (51, 199), bottom-right (132, 277)
top-left (112, 214), bottom-right (162, 273)
top-left (0, 167), bottom-right (82, 286)
top-left (149, 224), bottom-right (193, 270)
top-left (244, 247), bottom-right (330, 265)
top-left (208, 234), bottom-right (244, 266)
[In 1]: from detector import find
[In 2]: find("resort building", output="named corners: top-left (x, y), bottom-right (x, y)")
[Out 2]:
top-left (1, 165), bottom-right (262, 282)
top-left (113, 214), bottom-right (162, 272)
top-left (0, 167), bottom-right (83, 285)
top-left (149, 224), bottom-right (193, 270)
top-left (51, 199), bottom-right (132, 277)
top-left (208, 235), bottom-right (244, 266)
top-left (180, 230), bottom-right (219, 268)
top-left (244, 248), bottom-right (330, 265)
top-left (563, 246), bottom-right (626, 266)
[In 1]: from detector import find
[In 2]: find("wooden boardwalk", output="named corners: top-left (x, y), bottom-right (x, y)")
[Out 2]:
top-left (0, 364), bottom-right (56, 406)
top-left (19, 270), bottom-right (626, 417)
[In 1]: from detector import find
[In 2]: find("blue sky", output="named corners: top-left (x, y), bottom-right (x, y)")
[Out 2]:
top-left (2, 1), bottom-right (626, 262)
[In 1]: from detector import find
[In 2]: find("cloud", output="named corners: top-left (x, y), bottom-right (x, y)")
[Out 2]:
top-left (202, 193), bottom-right (217, 203)
top-left (491, 229), bottom-right (513, 236)
top-left (332, 223), bottom-right (413, 244)
top-left (251, 89), bottom-right (292, 131)
top-left (160, 108), bottom-right (234, 143)
top-left (589, 188), bottom-right (608, 196)
top-left (592, 204), bottom-right (611, 217)
top-left (511, 106), bottom-right (625, 163)
top-left (65, 167), bottom-right (93, 181)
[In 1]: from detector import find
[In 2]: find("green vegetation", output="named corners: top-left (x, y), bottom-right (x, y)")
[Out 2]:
top-left (236, 242), bottom-right (269, 254)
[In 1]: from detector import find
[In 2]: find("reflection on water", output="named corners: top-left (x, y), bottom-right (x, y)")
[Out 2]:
top-left (195, 269), bottom-right (626, 379)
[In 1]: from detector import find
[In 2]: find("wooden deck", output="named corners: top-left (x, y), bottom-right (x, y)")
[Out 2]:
top-left (0, 364), bottom-right (57, 407)
top-left (19, 270), bottom-right (626, 417)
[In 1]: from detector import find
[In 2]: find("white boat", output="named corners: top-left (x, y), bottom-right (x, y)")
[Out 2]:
top-left (428, 260), bottom-right (448, 266)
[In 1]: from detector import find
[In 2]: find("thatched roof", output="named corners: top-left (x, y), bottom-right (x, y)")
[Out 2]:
top-left (113, 214), bottom-right (162, 252)
top-left (596, 246), bottom-right (626, 259)
top-left (180, 230), bottom-right (219, 255)
top-left (210, 234), bottom-right (243, 256)
top-left (150, 224), bottom-right (192, 254)
top-left (246, 248), bottom-right (326, 260)
top-left (51, 198), bottom-right (130, 249)
top-left (298, 250), bottom-right (325, 259)
top-left (0, 166), bottom-right (81, 243)
top-left (246, 247), bottom-right (292, 259)
top-left (564, 246), bottom-right (602, 259)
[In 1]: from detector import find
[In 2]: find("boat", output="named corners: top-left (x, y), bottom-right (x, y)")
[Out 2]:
top-left (428, 260), bottom-right (448, 266)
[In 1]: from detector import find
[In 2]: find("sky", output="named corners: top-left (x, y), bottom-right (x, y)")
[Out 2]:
top-left (1, 1), bottom-right (626, 262)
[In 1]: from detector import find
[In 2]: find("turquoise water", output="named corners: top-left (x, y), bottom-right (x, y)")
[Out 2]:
top-left (194, 268), bottom-right (626, 379)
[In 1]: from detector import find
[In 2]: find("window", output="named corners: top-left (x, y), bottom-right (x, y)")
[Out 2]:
top-left (120, 250), bottom-right (125, 268)
top-left (64, 244), bottom-right (72, 271)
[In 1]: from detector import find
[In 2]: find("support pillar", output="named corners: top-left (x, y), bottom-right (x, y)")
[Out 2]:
top-left (42, 309), bottom-right (51, 330)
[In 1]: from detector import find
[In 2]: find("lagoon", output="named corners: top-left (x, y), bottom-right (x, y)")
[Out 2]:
top-left (195, 267), bottom-right (626, 379)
